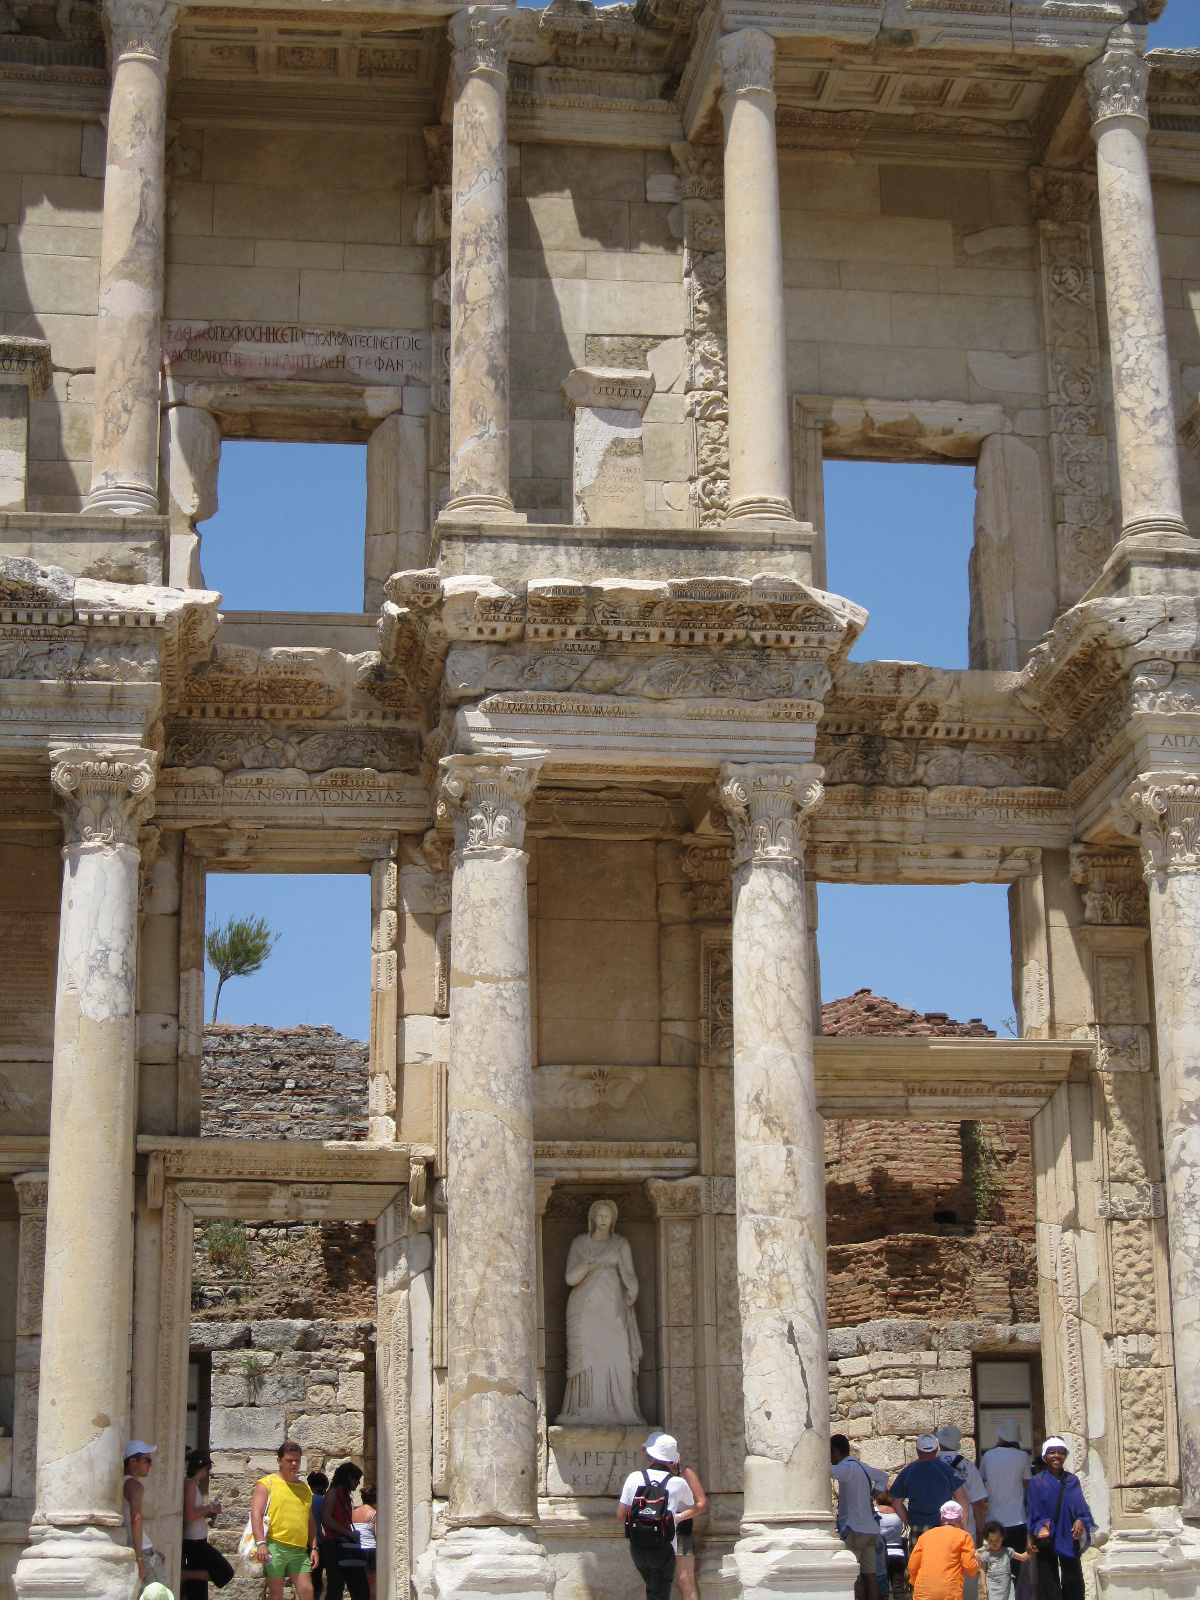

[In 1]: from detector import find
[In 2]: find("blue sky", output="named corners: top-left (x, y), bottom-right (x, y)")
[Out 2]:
top-left (201, 449), bottom-right (1014, 1038)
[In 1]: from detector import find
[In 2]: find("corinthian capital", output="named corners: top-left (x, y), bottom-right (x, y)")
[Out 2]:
top-left (436, 753), bottom-right (542, 852)
top-left (718, 28), bottom-right (775, 99)
top-left (717, 762), bottom-right (823, 871)
top-left (1115, 773), bottom-right (1200, 876)
top-left (449, 6), bottom-right (512, 86)
top-left (51, 746), bottom-right (157, 849)
top-left (1084, 27), bottom-right (1149, 128)
top-left (104, 0), bottom-right (176, 66)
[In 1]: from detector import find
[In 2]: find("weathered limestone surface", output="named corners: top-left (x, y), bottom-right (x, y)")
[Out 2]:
top-left (561, 368), bottom-right (654, 528)
top-left (1085, 30), bottom-right (1189, 544)
top-left (0, 340), bottom-right (52, 512)
top-left (446, 9), bottom-right (514, 520)
top-left (14, 749), bottom-right (156, 1600)
top-left (87, 0), bottom-right (175, 515)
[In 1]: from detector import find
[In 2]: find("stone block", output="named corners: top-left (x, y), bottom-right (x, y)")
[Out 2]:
top-left (829, 1329), bottom-right (861, 1360)
top-left (866, 1378), bottom-right (920, 1400)
top-left (290, 1411), bottom-right (364, 1457)
top-left (209, 1406), bottom-right (288, 1451)
top-left (780, 210), bottom-right (954, 268)
top-left (139, 914), bottom-right (180, 1013)
top-left (0, 252), bottom-right (99, 317)
top-left (190, 1321), bottom-right (251, 1351)
top-left (257, 1370), bottom-right (308, 1405)
top-left (858, 1436), bottom-right (907, 1473)
top-left (936, 1400), bottom-right (976, 1434)
top-left (164, 405), bottom-right (221, 524)
top-left (137, 1014), bottom-right (179, 1066)
top-left (255, 239), bottom-right (345, 270)
top-left (547, 1424), bottom-right (650, 1496)
top-left (366, 411), bottom-right (427, 574)
top-left (165, 263), bottom-right (300, 322)
top-left (838, 1356), bottom-right (871, 1377)
top-left (844, 1416), bottom-right (874, 1439)
top-left (211, 1375), bottom-right (252, 1406)
top-left (298, 269), bottom-right (428, 327)
top-left (858, 1321), bottom-right (934, 1355)
top-left (20, 175), bottom-right (103, 227)
top-left (561, 367), bottom-right (654, 528)
top-left (0, 1435), bottom-right (12, 1496)
top-left (920, 1369), bottom-right (972, 1398)
top-left (521, 145), bottom-right (644, 202)
top-left (306, 1383), bottom-right (337, 1408)
top-left (0, 386), bottom-right (29, 510)
top-left (937, 1350), bottom-right (973, 1369)
top-left (8, 312), bottom-right (96, 374)
top-left (875, 1400), bottom-right (938, 1435)
top-left (0, 120), bottom-right (81, 176)
top-left (250, 1320), bottom-right (313, 1351)
top-left (337, 1371), bottom-right (365, 1410)
top-left (784, 287), bottom-right (892, 347)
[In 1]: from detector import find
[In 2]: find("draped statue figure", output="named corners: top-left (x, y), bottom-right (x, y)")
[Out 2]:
top-left (556, 1197), bottom-right (645, 1425)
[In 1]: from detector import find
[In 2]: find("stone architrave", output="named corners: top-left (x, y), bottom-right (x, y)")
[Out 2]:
top-left (87, 0), bottom-right (177, 515)
top-left (445, 9), bottom-right (514, 521)
top-left (1085, 28), bottom-right (1189, 544)
top-left (14, 748), bottom-right (158, 1600)
top-left (0, 336), bottom-right (51, 511)
top-left (717, 31), bottom-right (795, 527)
top-left (561, 368), bottom-right (655, 528)
top-left (11, 1171), bottom-right (49, 1501)
top-left (429, 755), bottom-right (555, 1600)
top-left (716, 763), bottom-right (855, 1600)
top-left (1116, 772), bottom-right (1200, 1518)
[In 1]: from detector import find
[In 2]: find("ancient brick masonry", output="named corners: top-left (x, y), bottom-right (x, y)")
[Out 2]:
top-left (202, 1024), bottom-right (369, 1142)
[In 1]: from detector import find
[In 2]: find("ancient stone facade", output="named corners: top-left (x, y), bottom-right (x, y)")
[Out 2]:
top-left (1, 3), bottom-right (1199, 1600)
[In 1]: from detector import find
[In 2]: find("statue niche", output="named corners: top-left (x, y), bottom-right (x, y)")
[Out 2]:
top-left (555, 1197), bottom-right (646, 1425)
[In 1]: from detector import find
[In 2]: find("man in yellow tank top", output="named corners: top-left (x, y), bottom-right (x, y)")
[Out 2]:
top-left (251, 1441), bottom-right (319, 1599)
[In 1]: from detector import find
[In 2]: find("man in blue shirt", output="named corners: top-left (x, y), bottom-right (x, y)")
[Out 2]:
top-left (1026, 1438), bottom-right (1095, 1600)
top-left (890, 1435), bottom-right (969, 1540)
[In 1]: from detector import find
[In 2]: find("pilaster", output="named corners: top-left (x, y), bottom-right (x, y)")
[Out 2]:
top-left (11, 1172), bottom-right (48, 1503)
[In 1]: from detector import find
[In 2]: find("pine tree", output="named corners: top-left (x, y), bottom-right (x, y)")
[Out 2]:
top-left (205, 915), bottom-right (280, 1021)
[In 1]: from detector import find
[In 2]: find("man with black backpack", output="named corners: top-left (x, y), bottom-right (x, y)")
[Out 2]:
top-left (618, 1433), bottom-right (695, 1600)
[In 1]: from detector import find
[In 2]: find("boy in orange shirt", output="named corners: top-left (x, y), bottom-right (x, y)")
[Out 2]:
top-left (908, 1502), bottom-right (980, 1600)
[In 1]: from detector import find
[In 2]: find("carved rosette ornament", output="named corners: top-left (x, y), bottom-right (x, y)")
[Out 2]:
top-left (1116, 775), bottom-right (1200, 876)
top-left (717, 27), bottom-right (775, 99)
top-left (50, 746), bottom-right (158, 850)
top-left (104, 0), bottom-right (177, 68)
top-left (717, 761), bottom-right (823, 871)
top-left (1084, 30), bottom-right (1150, 127)
top-left (449, 5), bottom-right (511, 85)
top-left (436, 754), bottom-right (542, 851)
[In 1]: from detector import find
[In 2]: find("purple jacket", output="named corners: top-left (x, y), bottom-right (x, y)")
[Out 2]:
top-left (1026, 1470), bottom-right (1095, 1559)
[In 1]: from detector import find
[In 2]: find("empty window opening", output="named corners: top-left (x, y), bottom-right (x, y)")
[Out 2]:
top-left (202, 441), bottom-right (367, 613)
top-left (822, 460), bottom-right (976, 668)
top-left (202, 874), bottom-right (370, 1139)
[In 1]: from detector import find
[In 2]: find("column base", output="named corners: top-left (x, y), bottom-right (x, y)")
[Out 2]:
top-left (1120, 515), bottom-right (1193, 541)
top-left (442, 493), bottom-right (517, 523)
top-left (725, 495), bottom-right (798, 526)
top-left (84, 482), bottom-right (160, 517)
top-left (1095, 1524), bottom-right (1200, 1600)
top-left (726, 1522), bottom-right (859, 1600)
top-left (14, 1522), bottom-right (138, 1600)
top-left (425, 1527), bottom-right (556, 1600)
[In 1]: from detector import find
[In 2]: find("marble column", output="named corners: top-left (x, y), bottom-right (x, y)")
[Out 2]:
top-left (14, 748), bottom-right (157, 1600)
top-left (716, 764), bottom-right (854, 1600)
top-left (718, 30), bottom-right (794, 527)
top-left (11, 1171), bottom-right (48, 1502)
top-left (1116, 773), bottom-right (1200, 1520)
top-left (1085, 26), bottom-right (1189, 543)
top-left (428, 755), bottom-right (554, 1600)
top-left (445, 8), bottom-right (514, 521)
top-left (86, 0), bottom-right (176, 515)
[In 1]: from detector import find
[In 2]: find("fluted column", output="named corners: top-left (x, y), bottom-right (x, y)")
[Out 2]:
top-left (1085, 27), bottom-right (1189, 543)
top-left (718, 30), bottom-right (794, 527)
top-left (429, 755), bottom-right (554, 1600)
top-left (86, 0), bottom-right (176, 515)
top-left (11, 1171), bottom-right (49, 1503)
top-left (1116, 773), bottom-right (1200, 1520)
top-left (14, 748), bottom-right (157, 1600)
top-left (445, 8), bottom-right (514, 520)
top-left (716, 764), bottom-right (854, 1600)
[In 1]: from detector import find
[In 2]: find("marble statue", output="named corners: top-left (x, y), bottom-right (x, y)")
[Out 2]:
top-left (557, 1198), bottom-right (645, 1425)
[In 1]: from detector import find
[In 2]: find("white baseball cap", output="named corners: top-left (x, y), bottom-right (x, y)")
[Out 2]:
top-left (124, 1441), bottom-right (157, 1459)
top-left (646, 1433), bottom-right (679, 1463)
top-left (916, 1434), bottom-right (939, 1453)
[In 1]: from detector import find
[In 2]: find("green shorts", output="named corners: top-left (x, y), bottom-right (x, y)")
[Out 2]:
top-left (266, 1541), bottom-right (311, 1578)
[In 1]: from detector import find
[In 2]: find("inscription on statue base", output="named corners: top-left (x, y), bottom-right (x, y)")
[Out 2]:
top-left (547, 1424), bottom-right (652, 1497)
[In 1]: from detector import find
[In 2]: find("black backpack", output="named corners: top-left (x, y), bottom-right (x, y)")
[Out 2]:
top-left (626, 1472), bottom-right (675, 1550)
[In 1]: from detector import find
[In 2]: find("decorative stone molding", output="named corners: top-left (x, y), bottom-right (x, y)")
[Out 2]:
top-left (671, 142), bottom-right (728, 530)
top-left (449, 6), bottom-right (512, 86)
top-left (104, 0), bottom-right (177, 70)
top-left (0, 335), bottom-right (52, 400)
top-left (1085, 29), bottom-right (1150, 127)
top-left (13, 1171), bottom-right (48, 1215)
top-left (51, 746), bottom-right (158, 848)
top-left (436, 753), bottom-right (542, 851)
top-left (645, 1174), bottom-right (735, 1216)
top-left (681, 835), bottom-right (732, 920)
top-left (1028, 167), bottom-right (1097, 225)
top-left (1116, 773), bottom-right (1200, 875)
top-left (717, 761), bottom-right (824, 870)
top-left (1069, 844), bottom-right (1149, 925)
top-left (717, 28), bottom-right (774, 99)
top-left (1181, 399), bottom-right (1200, 466)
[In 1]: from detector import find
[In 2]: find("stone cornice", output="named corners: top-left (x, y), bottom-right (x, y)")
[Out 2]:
top-left (51, 744), bottom-right (158, 848)
top-left (717, 760), bottom-right (823, 870)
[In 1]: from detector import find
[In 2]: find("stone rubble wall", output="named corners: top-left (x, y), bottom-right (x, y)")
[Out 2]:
top-left (202, 1024), bottom-right (368, 1142)
top-left (828, 1317), bottom-right (1042, 1474)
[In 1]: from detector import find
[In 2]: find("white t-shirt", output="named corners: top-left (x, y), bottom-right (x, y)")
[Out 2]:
top-left (879, 1510), bottom-right (906, 1557)
top-left (619, 1468), bottom-right (695, 1553)
top-left (979, 1445), bottom-right (1032, 1529)
top-left (831, 1457), bottom-right (888, 1537)
top-left (939, 1451), bottom-right (988, 1540)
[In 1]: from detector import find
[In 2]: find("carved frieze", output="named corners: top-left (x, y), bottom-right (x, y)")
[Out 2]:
top-left (818, 733), bottom-right (1063, 790)
top-left (165, 720), bottom-right (418, 775)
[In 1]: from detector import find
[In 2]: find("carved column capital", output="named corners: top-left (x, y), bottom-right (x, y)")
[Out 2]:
top-left (716, 762), bottom-right (823, 871)
top-left (13, 1170), bottom-right (49, 1216)
top-left (718, 28), bottom-right (775, 99)
top-left (103, 0), bottom-right (177, 68)
top-left (1115, 773), bottom-right (1200, 876)
top-left (1069, 843), bottom-right (1149, 925)
top-left (51, 746), bottom-right (158, 850)
top-left (449, 5), bottom-right (512, 86)
top-left (1085, 28), bottom-right (1149, 128)
top-left (681, 835), bottom-right (733, 920)
top-left (436, 753), bottom-right (542, 852)
top-left (1029, 167), bottom-right (1097, 225)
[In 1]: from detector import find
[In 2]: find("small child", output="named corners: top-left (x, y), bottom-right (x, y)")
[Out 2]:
top-left (976, 1520), bottom-right (1030, 1600)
